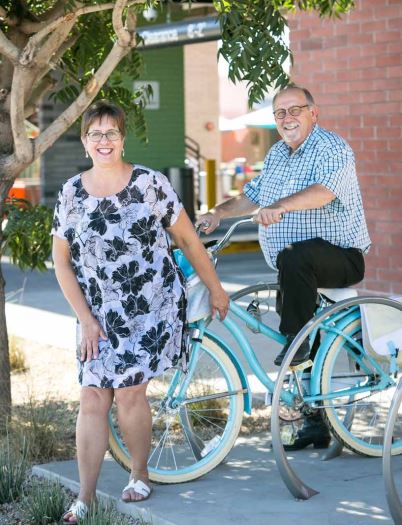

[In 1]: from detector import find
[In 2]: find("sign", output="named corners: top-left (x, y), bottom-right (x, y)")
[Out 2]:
top-left (138, 16), bottom-right (220, 50)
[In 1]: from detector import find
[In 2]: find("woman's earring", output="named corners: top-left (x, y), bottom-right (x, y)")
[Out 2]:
top-left (85, 150), bottom-right (88, 158)
top-left (122, 148), bottom-right (125, 157)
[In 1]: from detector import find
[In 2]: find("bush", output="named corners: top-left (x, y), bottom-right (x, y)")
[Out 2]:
top-left (0, 437), bottom-right (29, 504)
top-left (9, 397), bottom-right (77, 463)
top-left (9, 336), bottom-right (28, 373)
top-left (22, 477), bottom-right (68, 525)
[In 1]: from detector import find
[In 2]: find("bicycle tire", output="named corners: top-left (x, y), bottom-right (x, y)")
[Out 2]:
top-left (230, 282), bottom-right (279, 302)
top-left (108, 335), bottom-right (244, 484)
top-left (321, 317), bottom-right (402, 457)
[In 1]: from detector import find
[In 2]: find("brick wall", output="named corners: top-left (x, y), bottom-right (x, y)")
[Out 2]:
top-left (288, 0), bottom-right (402, 294)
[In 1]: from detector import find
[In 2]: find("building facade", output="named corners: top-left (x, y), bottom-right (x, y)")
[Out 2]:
top-left (289, 0), bottom-right (402, 294)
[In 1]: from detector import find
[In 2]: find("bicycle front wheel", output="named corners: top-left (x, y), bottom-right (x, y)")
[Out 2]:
top-left (109, 335), bottom-right (244, 483)
top-left (320, 318), bottom-right (402, 457)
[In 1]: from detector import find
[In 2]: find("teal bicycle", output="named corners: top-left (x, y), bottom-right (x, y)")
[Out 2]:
top-left (109, 218), bottom-right (402, 485)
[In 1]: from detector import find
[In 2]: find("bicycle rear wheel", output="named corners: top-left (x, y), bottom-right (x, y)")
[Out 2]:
top-left (109, 335), bottom-right (244, 483)
top-left (321, 317), bottom-right (402, 457)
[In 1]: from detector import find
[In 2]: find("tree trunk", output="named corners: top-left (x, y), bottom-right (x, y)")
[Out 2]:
top-left (0, 254), bottom-right (11, 431)
top-left (0, 159), bottom-right (21, 431)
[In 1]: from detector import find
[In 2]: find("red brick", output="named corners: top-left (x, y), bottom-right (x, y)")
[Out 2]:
top-left (375, 222), bottom-right (401, 234)
top-left (375, 5), bottom-right (402, 19)
top-left (375, 54), bottom-right (402, 68)
top-left (348, 55), bottom-right (376, 69)
top-left (347, 33), bottom-right (375, 46)
top-left (360, 43), bottom-right (389, 57)
top-left (291, 29), bottom-right (311, 40)
top-left (387, 41), bottom-right (402, 54)
top-left (377, 175), bottom-right (402, 187)
top-left (387, 66), bottom-right (402, 79)
top-left (361, 20), bottom-right (387, 32)
top-left (375, 126), bottom-right (401, 138)
top-left (378, 269), bottom-right (402, 282)
top-left (336, 69), bottom-right (362, 82)
top-left (363, 115), bottom-right (386, 127)
top-left (360, 91), bottom-right (386, 104)
top-left (388, 17), bottom-right (402, 30)
top-left (300, 38), bottom-right (324, 51)
top-left (365, 280), bottom-right (392, 294)
top-left (373, 78), bottom-right (402, 91)
top-left (366, 209), bottom-right (392, 222)
top-left (390, 283), bottom-right (402, 295)
top-left (350, 127), bottom-right (375, 138)
top-left (390, 115), bottom-right (402, 126)
top-left (388, 139), bottom-right (402, 150)
top-left (375, 30), bottom-right (402, 43)
top-left (387, 91), bottom-right (402, 104)
top-left (380, 150), bottom-right (402, 161)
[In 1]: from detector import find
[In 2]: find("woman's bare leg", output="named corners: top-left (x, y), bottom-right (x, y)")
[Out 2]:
top-left (76, 388), bottom-right (114, 499)
top-left (114, 382), bottom-right (152, 501)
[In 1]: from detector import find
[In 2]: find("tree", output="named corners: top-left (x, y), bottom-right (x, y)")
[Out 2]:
top-left (0, 0), bottom-right (354, 427)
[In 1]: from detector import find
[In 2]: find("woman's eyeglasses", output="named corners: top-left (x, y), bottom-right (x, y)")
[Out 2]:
top-left (86, 130), bottom-right (121, 142)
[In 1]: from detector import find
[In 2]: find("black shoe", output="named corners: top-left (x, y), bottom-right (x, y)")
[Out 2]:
top-left (274, 335), bottom-right (311, 367)
top-left (283, 412), bottom-right (331, 451)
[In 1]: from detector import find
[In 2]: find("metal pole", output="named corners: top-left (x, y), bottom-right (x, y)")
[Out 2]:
top-left (205, 159), bottom-right (216, 209)
top-left (383, 378), bottom-right (402, 524)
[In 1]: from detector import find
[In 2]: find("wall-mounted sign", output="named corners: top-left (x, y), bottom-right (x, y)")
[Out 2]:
top-left (138, 16), bottom-right (220, 50)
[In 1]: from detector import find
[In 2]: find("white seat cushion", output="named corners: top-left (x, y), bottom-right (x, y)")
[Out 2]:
top-left (318, 287), bottom-right (358, 302)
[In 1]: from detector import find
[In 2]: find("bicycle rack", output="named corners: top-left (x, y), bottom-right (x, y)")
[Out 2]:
top-left (383, 377), bottom-right (402, 524)
top-left (271, 295), bottom-right (402, 500)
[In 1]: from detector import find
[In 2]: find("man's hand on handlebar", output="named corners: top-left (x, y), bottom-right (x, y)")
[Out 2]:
top-left (255, 205), bottom-right (285, 226)
top-left (195, 212), bottom-right (220, 234)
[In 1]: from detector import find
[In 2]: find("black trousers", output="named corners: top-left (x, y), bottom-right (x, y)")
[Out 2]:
top-left (276, 238), bottom-right (365, 336)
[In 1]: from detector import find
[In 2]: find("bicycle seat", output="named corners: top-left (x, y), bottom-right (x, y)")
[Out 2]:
top-left (318, 287), bottom-right (358, 303)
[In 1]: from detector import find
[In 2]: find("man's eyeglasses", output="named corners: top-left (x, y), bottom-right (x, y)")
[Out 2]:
top-left (86, 130), bottom-right (121, 142)
top-left (273, 105), bottom-right (309, 120)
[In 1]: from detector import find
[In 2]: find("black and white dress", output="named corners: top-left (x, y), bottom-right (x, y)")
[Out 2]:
top-left (51, 165), bottom-right (187, 388)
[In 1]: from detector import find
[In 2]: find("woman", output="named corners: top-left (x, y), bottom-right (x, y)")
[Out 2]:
top-left (52, 100), bottom-right (229, 523)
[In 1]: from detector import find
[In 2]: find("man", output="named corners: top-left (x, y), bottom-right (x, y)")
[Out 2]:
top-left (198, 85), bottom-right (371, 450)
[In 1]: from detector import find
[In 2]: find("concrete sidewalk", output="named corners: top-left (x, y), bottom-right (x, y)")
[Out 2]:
top-left (4, 254), bottom-right (399, 524)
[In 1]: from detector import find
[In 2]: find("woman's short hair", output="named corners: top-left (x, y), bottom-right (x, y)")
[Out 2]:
top-left (81, 100), bottom-right (126, 137)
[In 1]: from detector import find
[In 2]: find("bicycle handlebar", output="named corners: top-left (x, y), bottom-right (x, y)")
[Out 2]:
top-left (204, 216), bottom-right (256, 257)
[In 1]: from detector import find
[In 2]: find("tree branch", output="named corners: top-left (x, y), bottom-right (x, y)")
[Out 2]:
top-left (10, 67), bottom-right (32, 163)
top-left (0, 29), bottom-right (19, 65)
top-left (24, 75), bottom-right (57, 118)
top-left (35, 28), bottom-right (137, 158)
top-left (19, 1), bottom-right (142, 35)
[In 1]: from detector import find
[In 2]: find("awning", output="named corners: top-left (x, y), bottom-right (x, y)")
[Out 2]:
top-left (219, 107), bottom-right (276, 131)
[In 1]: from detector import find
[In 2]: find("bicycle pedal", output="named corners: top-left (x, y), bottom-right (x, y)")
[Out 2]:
top-left (289, 360), bottom-right (313, 372)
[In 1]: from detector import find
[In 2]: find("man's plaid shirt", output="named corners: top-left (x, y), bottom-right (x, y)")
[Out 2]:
top-left (243, 124), bottom-right (371, 269)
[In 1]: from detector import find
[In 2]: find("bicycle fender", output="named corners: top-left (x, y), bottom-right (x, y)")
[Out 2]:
top-left (310, 309), bottom-right (361, 396)
top-left (205, 328), bottom-right (252, 414)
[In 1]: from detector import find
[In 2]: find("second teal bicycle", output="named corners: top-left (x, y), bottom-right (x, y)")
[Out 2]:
top-left (108, 218), bottom-right (402, 484)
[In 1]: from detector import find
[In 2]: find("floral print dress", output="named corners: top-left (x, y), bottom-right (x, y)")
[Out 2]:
top-left (51, 165), bottom-right (186, 388)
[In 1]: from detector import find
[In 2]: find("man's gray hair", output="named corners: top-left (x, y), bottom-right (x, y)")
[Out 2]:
top-left (272, 85), bottom-right (315, 107)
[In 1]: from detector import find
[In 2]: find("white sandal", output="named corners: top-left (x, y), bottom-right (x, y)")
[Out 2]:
top-left (122, 479), bottom-right (153, 502)
top-left (62, 500), bottom-right (89, 523)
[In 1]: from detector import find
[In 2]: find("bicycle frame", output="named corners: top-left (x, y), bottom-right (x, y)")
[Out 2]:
top-left (176, 296), bottom-right (398, 414)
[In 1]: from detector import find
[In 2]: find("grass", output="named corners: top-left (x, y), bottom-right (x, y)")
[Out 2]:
top-left (0, 436), bottom-right (29, 504)
top-left (22, 477), bottom-right (67, 524)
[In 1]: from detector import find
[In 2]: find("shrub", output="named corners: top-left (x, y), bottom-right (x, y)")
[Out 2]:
top-left (22, 477), bottom-right (68, 525)
top-left (0, 437), bottom-right (29, 504)
top-left (9, 397), bottom-right (77, 463)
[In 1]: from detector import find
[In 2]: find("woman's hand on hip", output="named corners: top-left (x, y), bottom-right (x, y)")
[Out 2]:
top-left (79, 316), bottom-right (108, 362)
top-left (210, 287), bottom-right (230, 321)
